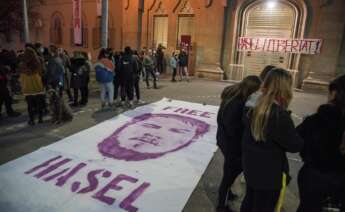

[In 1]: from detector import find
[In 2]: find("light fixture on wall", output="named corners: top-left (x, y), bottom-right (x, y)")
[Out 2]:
top-left (266, 1), bottom-right (277, 9)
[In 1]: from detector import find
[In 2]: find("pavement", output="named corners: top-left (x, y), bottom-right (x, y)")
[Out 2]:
top-left (0, 77), bottom-right (327, 212)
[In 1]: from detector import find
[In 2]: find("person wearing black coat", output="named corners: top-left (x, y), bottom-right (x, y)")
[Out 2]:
top-left (297, 74), bottom-right (345, 212)
top-left (70, 56), bottom-right (90, 106)
top-left (240, 69), bottom-right (304, 212)
top-left (217, 76), bottom-right (261, 212)
top-left (119, 46), bottom-right (138, 107)
top-left (113, 52), bottom-right (122, 102)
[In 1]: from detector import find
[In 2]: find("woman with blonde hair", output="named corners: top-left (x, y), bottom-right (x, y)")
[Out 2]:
top-left (217, 75), bottom-right (261, 212)
top-left (240, 68), bottom-right (304, 212)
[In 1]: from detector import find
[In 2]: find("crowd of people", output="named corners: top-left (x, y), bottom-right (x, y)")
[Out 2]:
top-left (216, 66), bottom-right (345, 212)
top-left (0, 42), bottom-right (188, 125)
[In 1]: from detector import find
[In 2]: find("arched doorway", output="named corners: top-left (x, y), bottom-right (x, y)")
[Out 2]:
top-left (234, 0), bottom-right (305, 78)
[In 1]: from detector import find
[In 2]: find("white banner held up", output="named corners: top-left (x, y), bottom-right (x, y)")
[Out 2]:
top-left (73, 0), bottom-right (82, 45)
top-left (237, 37), bottom-right (323, 55)
top-left (0, 98), bottom-right (219, 212)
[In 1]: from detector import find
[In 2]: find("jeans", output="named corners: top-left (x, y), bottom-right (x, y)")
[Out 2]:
top-left (145, 67), bottom-right (157, 88)
top-left (100, 82), bottom-right (114, 105)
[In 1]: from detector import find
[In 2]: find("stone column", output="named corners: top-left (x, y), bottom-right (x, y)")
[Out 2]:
top-left (22, 0), bottom-right (30, 43)
top-left (101, 0), bottom-right (109, 48)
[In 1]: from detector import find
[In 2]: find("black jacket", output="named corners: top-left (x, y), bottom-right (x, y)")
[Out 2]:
top-left (216, 97), bottom-right (245, 157)
top-left (119, 54), bottom-right (138, 81)
top-left (297, 104), bottom-right (345, 174)
top-left (242, 103), bottom-right (304, 190)
top-left (70, 58), bottom-right (89, 89)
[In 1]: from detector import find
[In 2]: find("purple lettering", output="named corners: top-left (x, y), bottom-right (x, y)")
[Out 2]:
top-left (187, 110), bottom-right (199, 116)
top-left (43, 168), bottom-right (69, 181)
top-left (120, 182), bottom-right (151, 212)
top-left (173, 108), bottom-right (184, 113)
top-left (55, 163), bottom-right (86, 187)
top-left (25, 155), bottom-right (63, 175)
top-left (200, 112), bottom-right (214, 118)
top-left (93, 174), bottom-right (138, 205)
top-left (77, 169), bottom-right (111, 194)
top-left (25, 155), bottom-right (72, 179)
top-left (162, 106), bottom-right (176, 111)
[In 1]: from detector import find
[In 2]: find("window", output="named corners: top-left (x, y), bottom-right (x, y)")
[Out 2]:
top-left (50, 14), bottom-right (63, 45)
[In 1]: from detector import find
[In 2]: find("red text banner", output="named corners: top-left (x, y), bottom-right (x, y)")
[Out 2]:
top-left (237, 37), bottom-right (323, 55)
top-left (73, 0), bottom-right (82, 45)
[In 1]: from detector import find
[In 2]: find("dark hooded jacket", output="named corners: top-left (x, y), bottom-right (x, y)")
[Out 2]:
top-left (297, 104), bottom-right (345, 173)
top-left (216, 96), bottom-right (245, 157)
top-left (241, 92), bottom-right (304, 190)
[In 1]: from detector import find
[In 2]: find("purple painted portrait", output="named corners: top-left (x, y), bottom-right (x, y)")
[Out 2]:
top-left (98, 113), bottom-right (209, 161)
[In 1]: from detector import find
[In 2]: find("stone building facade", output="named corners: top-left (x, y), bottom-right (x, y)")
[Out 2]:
top-left (1, 0), bottom-right (345, 87)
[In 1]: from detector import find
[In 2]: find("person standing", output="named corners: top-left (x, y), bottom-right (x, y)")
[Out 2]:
top-left (240, 68), bottom-right (304, 212)
top-left (216, 76), bottom-right (261, 212)
top-left (70, 53), bottom-right (90, 107)
top-left (19, 47), bottom-right (45, 125)
top-left (46, 45), bottom-right (65, 96)
top-left (143, 50), bottom-right (157, 89)
top-left (0, 62), bottom-right (21, 118)
top-left (132, 51), bottom-right (143, 104)
top-left (59, 49), bottom-right (73, 102)
top-left (170, 52), bottom-right (178, 82)
top-left (178, 50), bottom-right (189, 82)
top-left (95, 49), bottom-right (114, 108)
top-left (119, 47), bottom-right (137, 107)
top-left (296, 74), bottom-right (345, 212)
top-left (156, 44), bottom-right (165, 74)
top-left (113, 51), bottom-right (122, 104)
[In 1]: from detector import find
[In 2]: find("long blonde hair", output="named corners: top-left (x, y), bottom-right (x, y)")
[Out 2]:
top-left (251, 68), bottom-right (293, 141)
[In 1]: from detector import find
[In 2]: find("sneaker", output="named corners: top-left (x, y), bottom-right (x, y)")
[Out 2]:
top-left (7, 111), bottom-right (21, 117)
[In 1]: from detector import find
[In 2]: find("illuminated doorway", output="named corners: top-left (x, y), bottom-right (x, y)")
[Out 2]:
top-left (236, 0), bottom-right (301, 77)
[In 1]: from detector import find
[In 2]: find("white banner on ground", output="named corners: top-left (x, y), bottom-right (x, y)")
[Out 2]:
top-left (0, 98), bottom-right (219, 212)
top-left (237, 37), bottom-right (323, 54)
top-left (73, 0), bottom-right (82, 45)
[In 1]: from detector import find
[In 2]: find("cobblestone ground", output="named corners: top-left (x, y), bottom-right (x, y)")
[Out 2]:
top-left (0, 77), bottom-right (327, 212)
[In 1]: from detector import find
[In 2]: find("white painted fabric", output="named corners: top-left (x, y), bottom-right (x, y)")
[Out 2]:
top-left (0, 98), bottom-right (219, 212)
